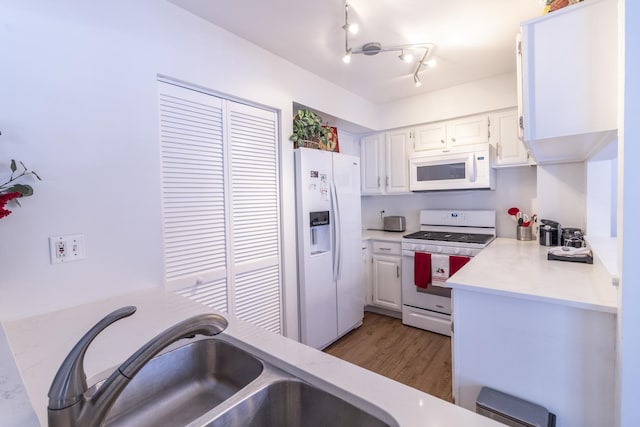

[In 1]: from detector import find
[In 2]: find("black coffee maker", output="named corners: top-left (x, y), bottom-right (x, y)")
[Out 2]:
top-left (539, 219), bottom-right (561, 246)
top-left (561, 228), bottom-right (584, 248)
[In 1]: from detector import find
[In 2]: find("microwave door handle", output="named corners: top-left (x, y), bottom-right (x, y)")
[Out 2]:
top-left (469, 153), bottom-right (477, 183)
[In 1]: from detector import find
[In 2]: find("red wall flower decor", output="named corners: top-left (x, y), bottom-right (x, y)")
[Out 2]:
top-left (0, 159), bottom-right (41, 220)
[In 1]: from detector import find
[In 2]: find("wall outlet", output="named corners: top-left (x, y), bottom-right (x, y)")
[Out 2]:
top-left (49, 234), bottom-right (86, 264)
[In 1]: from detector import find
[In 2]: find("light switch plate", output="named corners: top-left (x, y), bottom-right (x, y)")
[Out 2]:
top-left (49, 234), bottom-right (86, 264)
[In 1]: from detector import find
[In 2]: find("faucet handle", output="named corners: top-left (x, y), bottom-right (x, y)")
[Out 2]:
top-left (48, 306), bottom-right (137, 410)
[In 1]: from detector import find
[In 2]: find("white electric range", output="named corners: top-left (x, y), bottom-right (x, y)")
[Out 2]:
top-left (401, 210), bottom-right (496, 335)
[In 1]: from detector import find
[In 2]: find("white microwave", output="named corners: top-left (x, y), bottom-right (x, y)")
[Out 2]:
top-left (409, 145), bottom-right (495, 191)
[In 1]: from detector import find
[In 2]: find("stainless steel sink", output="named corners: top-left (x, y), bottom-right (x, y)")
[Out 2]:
top-left (93, 336), bottom-right (395, 427)
top-left (49, 307), bottom-right (396, 427)
top-left (103, 339), bottom-right (263, 427)
top-left (203, 379), bottom-right (393, 427)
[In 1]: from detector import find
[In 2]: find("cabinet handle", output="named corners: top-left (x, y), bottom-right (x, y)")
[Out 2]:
top-left (377, 176), bottom-right (381, 187)
top-left (451, 137), bottom-right (456, 143)
top-left (396, 265), bottom-right (400, 278)
top-left (440, 139), bottom-right (445, 144)
top-left (386, 176), bottom-right (389, 186)
top-left (379, 247), bottom-right (391, 251)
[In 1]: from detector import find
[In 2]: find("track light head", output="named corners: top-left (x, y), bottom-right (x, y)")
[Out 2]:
top-left (342, 22), bottom-right (359, 35)
top-left (342, 49), bottom-right (352, 64)
top-left (399, 50), bottom-right (414, 63)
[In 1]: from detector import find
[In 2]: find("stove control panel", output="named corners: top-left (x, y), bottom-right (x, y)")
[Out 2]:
top-left (402, 243), bottom-right (478, 257)
top-left (419, 209), bottom-right (496, 229)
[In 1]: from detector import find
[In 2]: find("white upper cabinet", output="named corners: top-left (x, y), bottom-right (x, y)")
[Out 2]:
top-left (360, 129), bottom-right (410, 195)
top-left (413, 121), bottom-right (447, 151)
top-left (414, 114), bottom-right (489, 152)
top-left (518, 0), bottom-right (617, 164)
top-left (491, 108), bottom-right (533, 167)
top-left (385, 129), bottom-right (411, 193)
top-left (447, 115), bottom-right (490, 148)
top-left (360, 133), bottom-right (385, 195)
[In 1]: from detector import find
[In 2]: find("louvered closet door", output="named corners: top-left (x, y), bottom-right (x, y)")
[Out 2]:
top-left (158, 81), bottom-right (228, 313)
top-left (227, 102), bottom-right (282, 334)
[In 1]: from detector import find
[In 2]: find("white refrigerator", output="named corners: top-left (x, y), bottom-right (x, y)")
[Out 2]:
top-left (294, 148), bottom-right (364, 349)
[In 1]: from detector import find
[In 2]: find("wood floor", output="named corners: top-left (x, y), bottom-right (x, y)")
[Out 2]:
top-left (324, 311), bottom-right (453, 402)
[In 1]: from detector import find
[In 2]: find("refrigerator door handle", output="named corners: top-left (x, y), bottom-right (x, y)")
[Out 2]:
top-left (330, 180), bottom-right (342, 281)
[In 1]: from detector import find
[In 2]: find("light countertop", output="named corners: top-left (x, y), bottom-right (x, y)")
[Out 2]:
top-left (1, 289), bottom-right (504, 427)
top-left (362, 229), bottom-right (409, 242)
top-left (445, 238), bottom-right (618, 313)
top-left (0, 325), bottom-right (39, 427)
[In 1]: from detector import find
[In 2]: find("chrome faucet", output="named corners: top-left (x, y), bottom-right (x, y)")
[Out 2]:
top-left (47, 306), bottom-right (228, 427)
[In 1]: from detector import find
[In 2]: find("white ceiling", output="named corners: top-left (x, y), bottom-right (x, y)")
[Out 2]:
top-left (167, 0), bottom-right (543, 104)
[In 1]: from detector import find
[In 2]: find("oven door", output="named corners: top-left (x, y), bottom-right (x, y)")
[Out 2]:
top-left (401, 250), bottom-right (452, 315)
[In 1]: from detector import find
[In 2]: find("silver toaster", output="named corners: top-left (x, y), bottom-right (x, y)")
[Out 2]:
top-left (383, 216), bottom-right (406, 232)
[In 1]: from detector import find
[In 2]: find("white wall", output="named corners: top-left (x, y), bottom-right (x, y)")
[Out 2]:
top-left (619, 1), bottom-right (640, 425)
top-left (0, 1), bottom-right (378, 328)
top-left (376, 72), bottom-right (519, 130)
top-left (362, 167), bottom-right (537, 238)
top-left (536, 162), bottom-right (586, 231)
top-left (336, 130), bottom-right (358, 157)
top-left (587, 157), bottom-right (617, 237)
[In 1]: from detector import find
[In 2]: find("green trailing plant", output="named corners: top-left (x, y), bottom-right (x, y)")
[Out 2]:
top-left (289, 109), bottom-right (331, 148)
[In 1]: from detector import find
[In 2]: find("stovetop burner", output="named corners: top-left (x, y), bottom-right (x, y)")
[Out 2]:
top-left (403, 230), bottom-right (494, 245)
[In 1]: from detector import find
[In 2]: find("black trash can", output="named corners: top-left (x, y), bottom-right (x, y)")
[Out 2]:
top-left (476, 387), bottom-right (556, 427)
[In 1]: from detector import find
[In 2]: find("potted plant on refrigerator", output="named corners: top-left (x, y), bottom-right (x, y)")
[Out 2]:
top-left (289, 109), bottom-right (331, 150)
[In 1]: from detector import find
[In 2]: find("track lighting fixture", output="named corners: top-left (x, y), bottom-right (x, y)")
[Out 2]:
top-left (341, 2), bottom-right (435, 88)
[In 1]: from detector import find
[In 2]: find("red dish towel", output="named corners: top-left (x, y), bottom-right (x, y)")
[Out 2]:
top-left (449, 255), bottom-right (471, 276)
top-left (414, 252), bottom-right (431, 289)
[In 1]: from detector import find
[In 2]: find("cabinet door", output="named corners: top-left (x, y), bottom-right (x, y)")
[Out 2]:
top-left (520, 0), bottom-right (617, 160)
top-left (363, 244), bottom-right (372, 306)
top-left (492, 109), bottom-right (531, 167)
top-left (385, 130), bottom-right (411, 193)
top-left (414, 122), bottom-right (447, 151)
top-left (360, 134), bottom-right (385, 195)
top-left (372, 255), bottom-right (402, 311)
top-left (159, 82), bottom-right (282, 334)
top-left (447, 115), bottom-right (489, 148)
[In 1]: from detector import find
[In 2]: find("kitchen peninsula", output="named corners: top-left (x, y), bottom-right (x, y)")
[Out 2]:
top-left (0, 289), bottom-right (504, 427)
top-left (446, 238), bottom-right (617, 427)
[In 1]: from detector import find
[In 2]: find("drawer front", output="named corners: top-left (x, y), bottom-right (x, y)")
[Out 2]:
top-left (372, 241), bottom-right (401, 255)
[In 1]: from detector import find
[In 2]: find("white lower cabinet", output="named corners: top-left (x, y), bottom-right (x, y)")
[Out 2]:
top-left (370, 241), bottom-right (402, 312)
top-left (452, 288), bottom-right (615, 427)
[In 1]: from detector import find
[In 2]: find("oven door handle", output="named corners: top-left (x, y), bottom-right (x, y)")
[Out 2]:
top-left (402, 250), bottom-right (416, 257)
